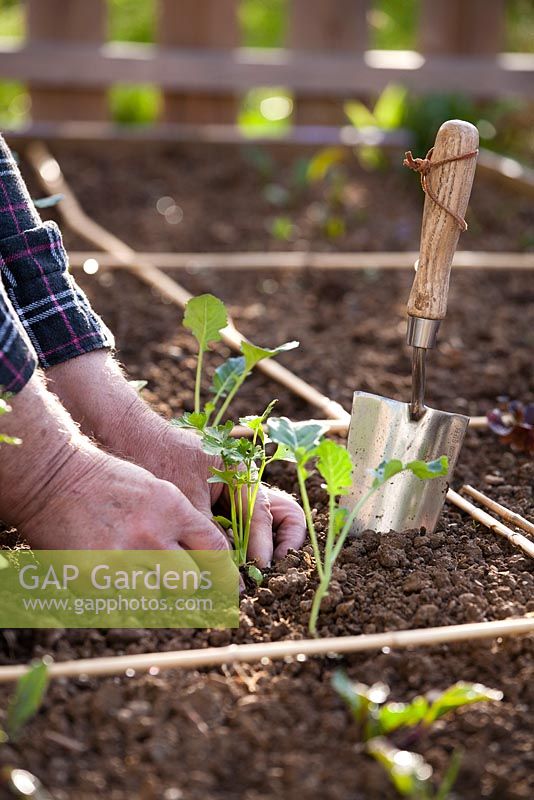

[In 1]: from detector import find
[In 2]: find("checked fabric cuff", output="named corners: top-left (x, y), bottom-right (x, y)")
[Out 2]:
top-left (0, 278), bottom-right (36, 393)
top-left (0, 220), bottom-right (114, 371)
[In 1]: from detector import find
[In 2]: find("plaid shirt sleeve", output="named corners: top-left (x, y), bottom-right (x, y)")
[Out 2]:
top-left (0, 273), bottom-right (37, 393)
top-left (0, 136), bottom-right (114, 392)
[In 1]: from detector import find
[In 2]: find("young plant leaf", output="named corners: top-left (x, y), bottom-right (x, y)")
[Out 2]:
top-left (372, 459), bottom-right (404, 489)
top-left (373, 84), bottom-right (407, 130)
top-left (183, 294), bottom-right (228, 352)
top-left (367, 738), bottom-right (433, 797)
top-left (268, 417), bottom-right (326, 458)
top-left (33, 193), bottom-right (64, 209)
top-left (7, 660), bottom-right (49, 741)
top-left (0, 434), bottom-right (22, 445)
top-left (210, 356), bottom-right (247, 398)
top-left (316, 439), bottom-right (353, 497)
top-left (241, 340), bottom-right (299, 371)
top-left (172, 411), bottom-right (208, 432)
top-left (247, 565), bottom-right (263, 585)
top-left (406, 456), bottom-right (449, 481)
top-left (377, 695), bottom-right (429, 735)
top-left (424, 682), bottom-right (503, 725)
top-left (332, 672), bottom-right (389, 725)
top-left (306, 147), bottom-right (346, 183)
top-left (213, 515), bottom-right (233, 529)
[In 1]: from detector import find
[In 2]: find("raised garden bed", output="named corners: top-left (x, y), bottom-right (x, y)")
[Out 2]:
top-left (0, 143), bottom-right (532, 799)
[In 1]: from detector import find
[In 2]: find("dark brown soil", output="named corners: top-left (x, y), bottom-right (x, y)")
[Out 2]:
top-left (0, 143), bottom-right (533, 800)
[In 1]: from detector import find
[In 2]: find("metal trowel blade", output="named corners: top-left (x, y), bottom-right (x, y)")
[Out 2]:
top-left (341, 391), bottom-right (468, 535)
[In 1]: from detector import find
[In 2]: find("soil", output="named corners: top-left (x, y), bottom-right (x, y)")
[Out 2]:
top-left (0, 143), bottom-right (533, 800)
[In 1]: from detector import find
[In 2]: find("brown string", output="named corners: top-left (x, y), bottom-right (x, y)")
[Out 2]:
top-left (403, 146), bottom-right (479, 231)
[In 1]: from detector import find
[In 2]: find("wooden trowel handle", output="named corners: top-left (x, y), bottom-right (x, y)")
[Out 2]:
top-left (407, 120), bottom-right (479, 321)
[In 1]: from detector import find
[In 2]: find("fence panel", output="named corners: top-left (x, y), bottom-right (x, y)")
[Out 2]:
top-left (289, 0), bottom-right (369, 124)
top-left (158, 0), bottom-right (239, 123)
top-left (27, 0), bottom-right (108, 121)
top-left (419, 0), bottom-right (505, 55)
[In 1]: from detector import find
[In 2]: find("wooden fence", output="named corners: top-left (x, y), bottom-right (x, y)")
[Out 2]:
top-left (0, 0), bottom-right (532, 127)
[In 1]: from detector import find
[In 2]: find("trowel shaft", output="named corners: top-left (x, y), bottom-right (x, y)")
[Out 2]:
top-left (406, 316), bottom-right (440, 420)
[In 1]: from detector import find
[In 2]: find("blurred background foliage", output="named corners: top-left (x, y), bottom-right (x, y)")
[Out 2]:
top-left (0, 0), bottom-right (532, 161)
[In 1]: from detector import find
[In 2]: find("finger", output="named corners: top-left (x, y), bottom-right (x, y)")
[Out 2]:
top-left (245, 485), bottom-right (274, 568)
top-left (174, 497), bottom-right (231, 553)
top-left (267, 487), bottom-right (307, 561)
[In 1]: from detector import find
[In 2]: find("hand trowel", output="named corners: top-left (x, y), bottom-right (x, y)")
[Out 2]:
top-left (342, 119), bottom-right (479, 535)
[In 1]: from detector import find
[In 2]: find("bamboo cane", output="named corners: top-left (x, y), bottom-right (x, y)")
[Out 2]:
top-left (462, 485), bottom-right (534, 537)
top-left (0, 617), bottom-right (531, 684)
top-left (26, 143), bottom-right (349, 424)
top-left (66, 250), bottom-right (534, 271)
top-left (448, 489), bottom-right (534, 558)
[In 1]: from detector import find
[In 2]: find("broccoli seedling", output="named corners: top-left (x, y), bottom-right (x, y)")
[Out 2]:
top-left (487, 397), bottom-right (534, 455)
top-left (176, 293), bottom-right (298, 428)
top-left (0, 397), bottom-right (21, 447)
top-left (268, 417), bottom-right (448, 635)
top-left (334, 674), bottom-right (502, 799)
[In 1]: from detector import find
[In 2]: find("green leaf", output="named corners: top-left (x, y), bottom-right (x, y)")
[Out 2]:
top-left (436, 749), bottom-right (463, 800)
top-left (270, 442), bottom-right (296, 463)
top-left (0, 554), bottom-right (9, 570)
top-left (210, 356), bottom-right (247, 398)
top-left (306, 147), bottom-right (346, 183)
top-left (373, 84), bottom-right (407, 130)
top-left (316, 440), bottom-right (353, 498)
top-left (424, 682), bottom-right (503, 725)
top-left (377, 695), bottom-right (429, 735)
top-left (213, 515), bottom-right (233, 529)
top-left (0, 398), bottom-right (11, 415)
top-left (241, 340), bottom-right (299, 371)
top-left (0, 434), bottom-right (22, 446)
top-left (406, 456), bottom-right (449, 481)
top-left (172, 411), bottom-right (208, 432)
top-left (372, 459), bottom-right (404, 489)
top-left (268, 417), bottom-right (327, 458)
top-left (183, 294), bottom-right (228, 353)
top-left (247, 565), bottom-right (263, 585)
top-left (368, 738), bottom-right (433, 797)
top-left (332, 672), bottom-right (389, 725)
top-left (208, 468), bottom-right (238, 486)
top-left (33, 193), bottom-right (64, 209)
top-left (7, 660), bottom-right (49, 740)
top-left (344, 100), bottom-right (376, 129)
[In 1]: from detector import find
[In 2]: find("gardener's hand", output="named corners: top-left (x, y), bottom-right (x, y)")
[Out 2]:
top-left (0, 373), bottom-right (231, 554)
top-left (47, 351), bottom-right (306, 565)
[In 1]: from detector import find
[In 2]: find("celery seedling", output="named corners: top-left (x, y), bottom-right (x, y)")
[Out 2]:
top-left (203, 401), bottom-right (283, 566)
top-left (268, 417), bottom-right (448, 635)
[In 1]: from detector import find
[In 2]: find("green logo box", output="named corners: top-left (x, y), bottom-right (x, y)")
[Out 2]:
top-left (0, 550), bottom-right (239, 629)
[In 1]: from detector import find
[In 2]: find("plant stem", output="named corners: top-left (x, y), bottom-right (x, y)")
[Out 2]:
top-left (194, 349), bottom-right (203, 414)
top-left (331, 486), bottom-right (376, 565)
top-left (308, 568), bottom-right (331, 636)
top-left (297, 466), bottom-right (324, 580)
top-left (213, 371), bottom-right (248, 425)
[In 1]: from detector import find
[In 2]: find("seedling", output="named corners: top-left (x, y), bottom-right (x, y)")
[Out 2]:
top-left (174, 294), bottom-right (298, 566)
top-left (487, 397), bottom-right (534, 455)
top-left (268, 417), bottom-right (448, 635)
top-left (333, 673), bottom-right (502, 799)
top-left (0, 396), bottom-right (21, 447)
top-left (0, 659), bottom-right (49, 743)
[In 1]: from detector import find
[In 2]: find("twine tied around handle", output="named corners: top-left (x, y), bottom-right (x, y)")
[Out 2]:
top-left (403, 147), bottom-right (479, 231)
